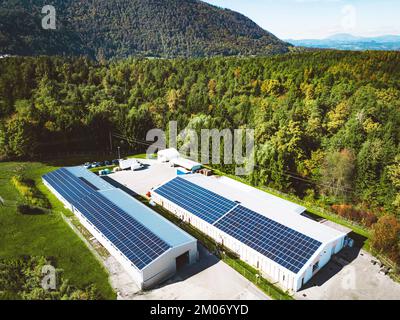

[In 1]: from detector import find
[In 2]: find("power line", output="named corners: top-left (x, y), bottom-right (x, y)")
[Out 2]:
top-left (111, 131), bottom-right (356, 194)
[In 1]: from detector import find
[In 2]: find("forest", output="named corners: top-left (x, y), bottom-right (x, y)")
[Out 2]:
top-left (0, 0), bottom-right (290, 59)
top-left (0, 50), bottom-right (399, 266)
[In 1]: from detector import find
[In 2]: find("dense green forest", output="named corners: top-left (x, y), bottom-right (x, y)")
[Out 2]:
top-left (1, 50), bottom-right (400, 263)
top-left (0, 0), bottom-right (290, 59)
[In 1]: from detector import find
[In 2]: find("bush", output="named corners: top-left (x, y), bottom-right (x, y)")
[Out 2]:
top-left (371, 215), bottom-right (400, 269)
top-left (331, 204), bottom-right (377, 227)
top-left (0, 256), bottom-right (101, 300)
top-left (11, 175), bottom-right (51, 209)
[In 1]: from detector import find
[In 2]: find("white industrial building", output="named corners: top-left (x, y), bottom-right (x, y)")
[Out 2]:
top-left (119, 158), bottom-right (141, 171)
top-left (157, 148), bottom-right (180, 163)
top-left (157, 148), bottom-right (202, 172)
top-left (170, 157), bottom-right (202, 172)
top-left (43, 166), bottom-right (198, 290)
top-left (151, 174), bottom-right (348, 293)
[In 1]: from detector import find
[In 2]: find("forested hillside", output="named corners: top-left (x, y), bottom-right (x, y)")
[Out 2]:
top-left (0, 0), bottom-right (290, 59)
top-left (1, 51), bottom-right (400, 263)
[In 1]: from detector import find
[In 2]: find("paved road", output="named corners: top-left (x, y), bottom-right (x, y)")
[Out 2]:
top-left (295, 247), bottom-right (400, 300)
top-left (132, 244), bottom-right (269, 300)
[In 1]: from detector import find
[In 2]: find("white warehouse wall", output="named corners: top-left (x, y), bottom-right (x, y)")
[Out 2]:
top-left (152, 194), bottom-right (299, 291)
top-left (141, 242), bottom-right (197, 289)
top-left (295, 236), bottom-right (345, 291)
top-left (153, 192), bottom-right (346, 293)
top-left (44, 178), bottom-right (197, 290)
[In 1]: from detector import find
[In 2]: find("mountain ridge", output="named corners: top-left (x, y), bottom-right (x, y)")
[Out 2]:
top-left (0, 0), bottom-right (291, 59)
top-left (286, 33), bottom-right (400, 51)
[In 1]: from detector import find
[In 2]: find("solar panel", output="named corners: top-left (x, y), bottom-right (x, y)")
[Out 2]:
top-left (43, 168), bottom-right (171, 270)
top-left (214, 205), bottom-right (322, 274)
top-left (154, 177), bottom-right (237, 224)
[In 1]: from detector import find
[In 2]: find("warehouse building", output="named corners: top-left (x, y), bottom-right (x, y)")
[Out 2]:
top-left (157, 148), bottom-right (180, 163)
top-left (151, 174), bottom-right (348, 292)
top-left (43, 167), bottom-right (198, 289)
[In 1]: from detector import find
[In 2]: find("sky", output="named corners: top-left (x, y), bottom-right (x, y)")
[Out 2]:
top-left (203, 0), bottom-right (400, 40)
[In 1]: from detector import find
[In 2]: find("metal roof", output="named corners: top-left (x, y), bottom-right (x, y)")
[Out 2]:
top-left (99, 188), bottom-right (196, 247)
top-left (156, 174), bottom-right (345, 246)
top-left (171, 157), bottom-right (202, 170)
top-left (63, 166), bottom-right (195, 248)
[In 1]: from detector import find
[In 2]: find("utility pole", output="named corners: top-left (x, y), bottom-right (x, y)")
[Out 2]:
top-left (109, 131), bottom-right (113, 154)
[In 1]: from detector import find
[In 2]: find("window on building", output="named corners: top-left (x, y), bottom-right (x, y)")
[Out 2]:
top-left (312, 261), bottom-right (319, 272)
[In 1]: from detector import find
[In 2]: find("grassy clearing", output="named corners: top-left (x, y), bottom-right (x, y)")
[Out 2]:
top-left (128, 153), bottom-right (156, 159)
top-left (0, 162), bottom-right (116, 300)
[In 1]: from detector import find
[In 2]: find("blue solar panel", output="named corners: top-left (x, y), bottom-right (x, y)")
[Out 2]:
top-left (214, 206), bottom-right (322, 274)
top-left (153, 177), bottom-right (237, 224)
top-left (43, 168), bottom-right (171, 270)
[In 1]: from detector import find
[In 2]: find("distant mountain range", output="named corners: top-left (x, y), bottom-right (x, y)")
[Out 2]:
top-left (287, 33), bottom-right (400, 51)
top-left (0, 0), bottom-right (291, 59)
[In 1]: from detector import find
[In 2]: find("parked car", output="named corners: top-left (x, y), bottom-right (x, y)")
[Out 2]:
top-left (84, 162), bottom-right (92, 169)
top-left (104, 160), bottom-right (111, 166)
top-left (112, 159), bottom-right (120, 165)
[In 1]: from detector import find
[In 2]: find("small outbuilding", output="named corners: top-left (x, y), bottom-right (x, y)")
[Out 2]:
top-left (157, 148), bottom-right (180, 163)
top-left (119, 159), bottom-right (141, 171)
top-left (171, 157), bottom-right (202, 172)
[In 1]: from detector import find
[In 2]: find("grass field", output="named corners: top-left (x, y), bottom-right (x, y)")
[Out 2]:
top-left (0, 161), bottom-right (116, 300)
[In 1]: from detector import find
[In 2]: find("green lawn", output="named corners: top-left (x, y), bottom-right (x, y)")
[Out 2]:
top-left (0, 162), bottom-right (116, 300)
top-left (127, 153), bottom-right (156, 159)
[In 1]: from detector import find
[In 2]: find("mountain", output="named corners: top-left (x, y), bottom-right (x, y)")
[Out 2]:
top-left (0, 0), bottom-right (291, 59)
top-left (287, 33), bottom-right (400, 51)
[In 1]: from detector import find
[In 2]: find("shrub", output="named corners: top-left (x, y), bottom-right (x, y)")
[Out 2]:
top-left (0, 256), bottom-right (101, 300)
top-left (11, 175), bottom-right (51, 209)
top-left (331, 204), bottom-right (377, 227)
top-left (371, 215), bottom-right (400, 268)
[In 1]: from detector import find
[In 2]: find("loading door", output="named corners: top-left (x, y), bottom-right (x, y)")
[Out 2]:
top-left (176, 251), bottom-right (190, 270)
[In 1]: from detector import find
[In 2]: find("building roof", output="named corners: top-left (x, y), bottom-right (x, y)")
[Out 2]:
top-left (157, 148), bottom-right (180, 158)
top-left (153, 174), bottom-right (346, 275)
top-left (99, 188), bottom-right (196, 247)
top-left (67, 166), bottom-right (114, 191)
top-left (179, 174), bottom-right (343, 244)
top-left (44, 166), bottom-right (196, 270)
top-left (171, 157), bottom-right (202, 171)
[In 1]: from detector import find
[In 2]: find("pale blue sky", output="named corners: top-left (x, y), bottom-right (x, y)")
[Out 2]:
top-left (203, 0), bottom-right (400, 39)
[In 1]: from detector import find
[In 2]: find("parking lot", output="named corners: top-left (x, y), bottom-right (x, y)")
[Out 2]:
top-left (295, 247), bottom-right (400, 300)
top-left (105, 243), bottom-right (268, 300)
top-left (133, 244), bottom-right (269, 300)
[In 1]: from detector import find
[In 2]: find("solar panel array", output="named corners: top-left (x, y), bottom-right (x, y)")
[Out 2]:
top-left (154, 177), bottom-right (322, 274)
top-left (154, 177), bottom-right (237, 224)
top-left (43, 168), bottom-right (171, 270)
top-left (214, 206), bottom-right (322, 273)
